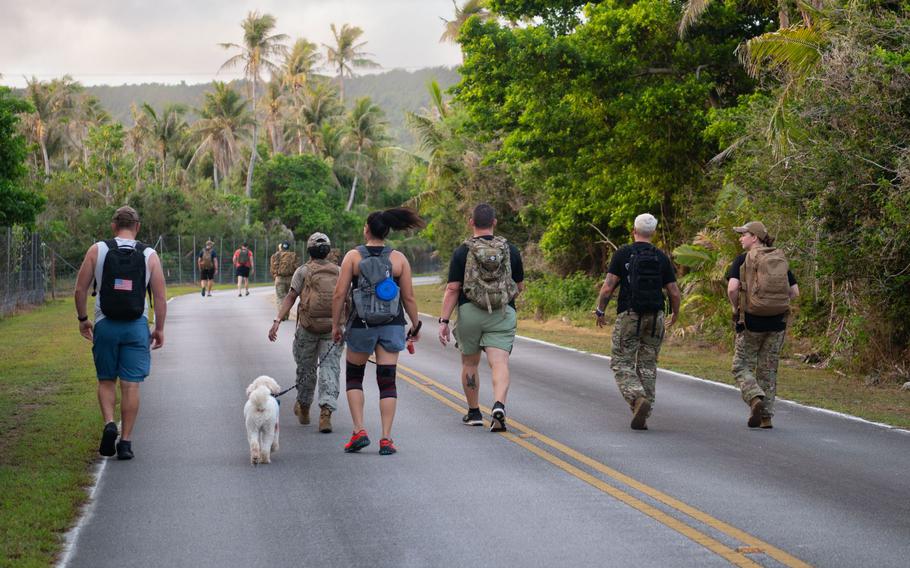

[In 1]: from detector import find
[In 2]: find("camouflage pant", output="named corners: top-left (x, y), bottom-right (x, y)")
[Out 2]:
top-left (293, 326), bottom-right (341, 411)
top-left (611, 310), bottom-right (665, 414)
top-left (732, 329), bottom-right (786, 418)
top-left (275, 276), bottom-right (292, 306)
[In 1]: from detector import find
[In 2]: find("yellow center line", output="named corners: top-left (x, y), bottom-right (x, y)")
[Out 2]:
top-left (397, 363), bottom-right (812, 568)
top-left (396, 369), bottom-right (760, 568)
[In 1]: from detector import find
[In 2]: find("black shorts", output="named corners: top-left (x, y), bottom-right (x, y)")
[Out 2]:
top-left (200, 268), bottom-right (215, 280)
top-left (235, 266), bottom-right (250, 278)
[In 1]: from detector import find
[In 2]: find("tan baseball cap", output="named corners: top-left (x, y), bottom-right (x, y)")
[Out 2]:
top-left (733, 221), bottom-right (767, 240)
top-left (307, 232), bottom-right (330, 247)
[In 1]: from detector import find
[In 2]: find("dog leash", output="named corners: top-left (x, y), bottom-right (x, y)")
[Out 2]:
top-left (272, 340), bottom-right (341, 398)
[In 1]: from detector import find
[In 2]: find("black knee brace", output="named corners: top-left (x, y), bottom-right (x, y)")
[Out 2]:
top-left (377, 364), bottom-right (397, 399)
top-left (346, 361), bottom-right (366, 391)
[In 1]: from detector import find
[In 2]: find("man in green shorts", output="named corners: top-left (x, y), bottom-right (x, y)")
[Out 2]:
top-left (438, 204), bottom-right (524, 432)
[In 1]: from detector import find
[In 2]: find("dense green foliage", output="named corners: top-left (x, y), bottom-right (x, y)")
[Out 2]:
top-left (0, 87), bottom-right (44, 226)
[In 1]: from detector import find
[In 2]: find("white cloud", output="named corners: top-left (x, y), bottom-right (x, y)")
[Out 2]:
top-left (0, 0), bottom-right (463, 87)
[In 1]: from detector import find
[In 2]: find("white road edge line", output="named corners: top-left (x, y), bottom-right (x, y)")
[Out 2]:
top-left (56, 459), bottom-right (108, 568)
top-left (417, 312), bottom-right (910, 435)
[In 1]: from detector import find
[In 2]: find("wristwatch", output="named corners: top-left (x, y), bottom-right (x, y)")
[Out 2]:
top-left (438, 317), bottom-right (450, 324)
top-left (594, 308), bottom-right (605, 317)
top-left (77, 315), bottom-right (88, 322)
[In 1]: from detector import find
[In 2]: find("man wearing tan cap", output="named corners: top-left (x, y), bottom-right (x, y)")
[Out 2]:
top-left (197, 240), bottom-right (218, 297)
top-left (268, 232), bottom-right (342, 433)
top-left (73, 206), bottom-right (167, 460)
top-left (726, 221), bottom-right (799, 429)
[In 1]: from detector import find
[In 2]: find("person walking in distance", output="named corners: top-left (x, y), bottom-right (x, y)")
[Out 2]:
top-left (332, 208), bottom-right (425, 455)
top-left (438, 204), bottom-right (525, 432)
top-left (268, 233), bottom-right (342, 433)
top-left (270, 241), bottom-right (299, 319)
top-left (595, 213), bottom-right (680, 431)
top-left (727, 221), bottom-right (799, 429)
top-left (73, 206), bottom-right (167, 460)
top-left (233, 242), bottom-right (254, 296)
top-left (197, 240), bottom-right (218, 297)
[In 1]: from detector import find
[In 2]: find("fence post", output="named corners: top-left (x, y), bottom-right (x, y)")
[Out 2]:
top-left (219, 237), bottom-right (224, 285)
top-left (192, 235), bottom-right (197, 284)
top-left (177, 235), bottom-right (183, 284)
top-left (254, 238), bottom-right (258, 284)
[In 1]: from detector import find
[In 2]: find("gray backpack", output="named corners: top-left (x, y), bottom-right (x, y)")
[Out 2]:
top-left (351, 246), bottom-right (400, 325)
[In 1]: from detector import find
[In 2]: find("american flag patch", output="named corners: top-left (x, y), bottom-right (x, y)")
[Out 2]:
top-left (113, 278), bottom-right (133, 291)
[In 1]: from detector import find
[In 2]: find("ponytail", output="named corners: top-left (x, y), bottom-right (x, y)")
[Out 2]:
top-left (366, 207), bottom-right (426, 240)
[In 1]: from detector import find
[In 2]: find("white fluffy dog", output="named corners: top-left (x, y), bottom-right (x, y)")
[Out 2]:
top-left (244, 375), bottom-right (281, 465)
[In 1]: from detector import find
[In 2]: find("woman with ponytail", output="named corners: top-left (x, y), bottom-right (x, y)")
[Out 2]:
top-left (331, 207), bottom-right (426, 455)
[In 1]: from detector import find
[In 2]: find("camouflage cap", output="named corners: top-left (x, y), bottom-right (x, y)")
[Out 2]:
top-left (733, 221), bottom-right (768, 240)
top-left (307, 232), bottom-right (330, 247)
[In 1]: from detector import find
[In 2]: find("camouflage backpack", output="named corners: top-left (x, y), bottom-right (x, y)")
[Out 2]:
top-left (277, 251), bottom-right (298, 277)
top-left (462, 236), bottom-right (518, 313)
top-left (298, 260), bottom-right (339, 333)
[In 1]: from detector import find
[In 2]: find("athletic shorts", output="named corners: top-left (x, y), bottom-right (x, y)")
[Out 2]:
top-left (235, 266), bottom-right (250, 278)
top-left (92, 317), bottom-right (151, 382)
top-left (454, 303), bottom-right (517, 355)
top-left (346, 325), bottom-right (406, 354)
top-left (200, 268), bottom-right (215, 280)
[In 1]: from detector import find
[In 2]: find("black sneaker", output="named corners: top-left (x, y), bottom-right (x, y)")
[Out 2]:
top-left (245, 290), bottom-right (250, 296)
top-left (201, 288), bottom-right (205, 297)
top-left (462, 409), bottom-right (483, 426)
top-left (99, 421), bottom-right (118, 456)
top-left (116, 440), bottom-right (134, 460)
top-left (490, 407), bottom-right (507, 432)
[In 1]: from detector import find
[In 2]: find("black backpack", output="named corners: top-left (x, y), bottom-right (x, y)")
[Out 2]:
top-left (99, 239), bottom-right (149, 321)
top-left (627, 244), bottom-right (665, 315)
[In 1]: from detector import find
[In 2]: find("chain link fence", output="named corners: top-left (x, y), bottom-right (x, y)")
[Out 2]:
top-left (0, 228), bottom-right (46, 316)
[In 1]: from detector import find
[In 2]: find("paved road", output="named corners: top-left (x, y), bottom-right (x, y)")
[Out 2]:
top-left (64, 286), bottom-right (910, 567)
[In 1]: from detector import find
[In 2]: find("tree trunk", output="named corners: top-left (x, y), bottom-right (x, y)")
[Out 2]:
top-left (213, 162), bottom-right (220, 191)
top-left (345, 152), bottom-right (362, 212)
top-left (778, 0), bottom-right (790, 28)
top-left (245, 75), bottom-right (259, 226)
top-left (40, 139), bottom-right (50, 179)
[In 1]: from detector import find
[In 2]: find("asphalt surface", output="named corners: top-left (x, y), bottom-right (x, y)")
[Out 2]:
top-left (64, 285), bottom-right (910, 568)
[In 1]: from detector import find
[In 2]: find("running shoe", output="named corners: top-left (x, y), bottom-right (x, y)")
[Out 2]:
top-left (379, 438), bottom-right (397, 455)
top-left (344, 430), bottom-right (371, 453)
top-left (462, 408), bottom-right (483, 426)
top-left (201, 288), bottom-right (205, 297)
top-left (490, 406), bottom-right (507, 432)
top-left (245, 290), bottom-right (250, 296)
top-left (116, 440), bottom-right (133, 460)
top-left (99, 421), bottom-right (118, 456)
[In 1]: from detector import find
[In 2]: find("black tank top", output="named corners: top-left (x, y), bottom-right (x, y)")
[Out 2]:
top-left (350, 245), bottom-right (406, 328)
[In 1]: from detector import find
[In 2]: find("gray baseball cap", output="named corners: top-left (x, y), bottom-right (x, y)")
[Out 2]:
top-left (307, 232), bottom-right (330, 247)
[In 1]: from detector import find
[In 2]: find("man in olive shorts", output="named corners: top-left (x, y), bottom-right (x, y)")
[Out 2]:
top-left (438, 203), bottom-right (524, 432)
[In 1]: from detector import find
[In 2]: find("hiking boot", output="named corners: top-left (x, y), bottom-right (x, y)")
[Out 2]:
top-left (238, 292), bottom-right (242, 297)
top-left (319, 406), bottom-right (333, 433)
top-left (116, 440), bottom-right (134, 460)
top-left (748, 397), bottom-right (765, 428)
top-left (462, 408), bottom-right (483, 426)
top-left (344, 430), bottom-right (371, 453)
top-left (490, 405), bottom-right (507, 432)
top-left (294, 401), bottom-right (310, 425)
top-left (631, 397), bottom-right (651, 431)
top-left (99, 421), bottom-right (118, 457)
top-left (760, 417), bottom-right (773, 429)
top-left (379, 438), bottom-right (397, 455)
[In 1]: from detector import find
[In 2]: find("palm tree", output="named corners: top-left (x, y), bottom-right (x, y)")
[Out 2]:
top-left (260, 79), bottom-right (286, 155)
top-left (188, 82), bottom-right (253, 191)
top-left (21, 78), bottom-right (57, 178)
top-left (138, 103), bottom-right (188, 184)
top-left (282, 38), bottom-right (322, 153)
top-left (324, 23), bottom-right (380, 103)
top-left (219, 11), bottom-right (288, 220)
top-left (440, 0), bottom-right (491, 43)
top-left (298, 80), bottom-right (343, 156)
top-left (343, 97), bottom-right (388, 211)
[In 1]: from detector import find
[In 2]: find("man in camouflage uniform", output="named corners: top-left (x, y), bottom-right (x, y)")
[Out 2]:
top-left (270, 241), bottom-right (298, 317)
top-left (726, 221), bottom-right (799, 429)
top-left (595, 214), bottom-right (681, 430)
top-left (268, 233), bottom-right (341, 433)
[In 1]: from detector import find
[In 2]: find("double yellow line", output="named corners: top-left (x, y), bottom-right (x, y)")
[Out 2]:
top-left (396, 362), bottom-right (811, 568)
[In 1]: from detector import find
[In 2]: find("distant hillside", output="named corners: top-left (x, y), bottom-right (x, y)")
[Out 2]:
top-left (84, 67), bottom-right (461, 148)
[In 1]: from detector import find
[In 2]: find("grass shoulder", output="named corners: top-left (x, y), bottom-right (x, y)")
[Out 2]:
top-left (413, 284), bottom-right (910, 429)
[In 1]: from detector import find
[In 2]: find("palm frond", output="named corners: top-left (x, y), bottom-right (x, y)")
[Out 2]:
top-left (678, 0), bottom-right (714, 39)
top-left (737, 25), bottom-right (826, 80)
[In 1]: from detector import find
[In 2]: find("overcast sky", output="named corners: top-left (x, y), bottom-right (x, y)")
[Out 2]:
top-left (0, 0), bottom-right (463, 88)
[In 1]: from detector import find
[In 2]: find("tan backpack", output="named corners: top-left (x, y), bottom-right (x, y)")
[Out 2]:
top-left (200, 249), bottom-right (214, 270)
top-left (298, 261), bottom-right (339, 333)
top-left (462, 236), bottom-right (518, 313)
top-left (277, 251), bottom-right (298, 277)
top-left (740, 247), bottom-right (790, 317)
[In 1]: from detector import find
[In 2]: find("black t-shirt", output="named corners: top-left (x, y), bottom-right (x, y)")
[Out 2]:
top-left (606, 242), bottom-right (677, 315)
top-left (726, 253), bottom-right (797, 332)
top-left (447, 236), bottom-right (524, 308)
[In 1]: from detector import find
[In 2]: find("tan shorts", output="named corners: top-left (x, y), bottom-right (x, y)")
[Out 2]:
top-left (454, 303), bottom-right (517, 355)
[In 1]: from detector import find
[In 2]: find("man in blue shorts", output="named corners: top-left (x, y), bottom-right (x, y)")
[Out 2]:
top-left (74, 206), bottom-right (167, 460)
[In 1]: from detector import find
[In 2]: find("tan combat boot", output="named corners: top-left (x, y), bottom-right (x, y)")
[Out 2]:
top-left (630, 397), bottom-right (651, 431)
top-left (294, 401), bottom-right (310, 425)
top-left (748, 397), bottom-right (765, 428)
top-left (319, 406), bottom-right (333, 433)
top-left (760, 417), bottom-right (773, 429)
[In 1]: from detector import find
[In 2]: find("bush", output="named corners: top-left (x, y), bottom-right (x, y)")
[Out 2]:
top-left (520, 272), bottom-right (600, 319)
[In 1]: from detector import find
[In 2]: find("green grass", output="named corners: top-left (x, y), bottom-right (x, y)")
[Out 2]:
top-left (0, 299), bottom-right (100, 567)
top-left (413, 284), bottom-right (910, 429)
